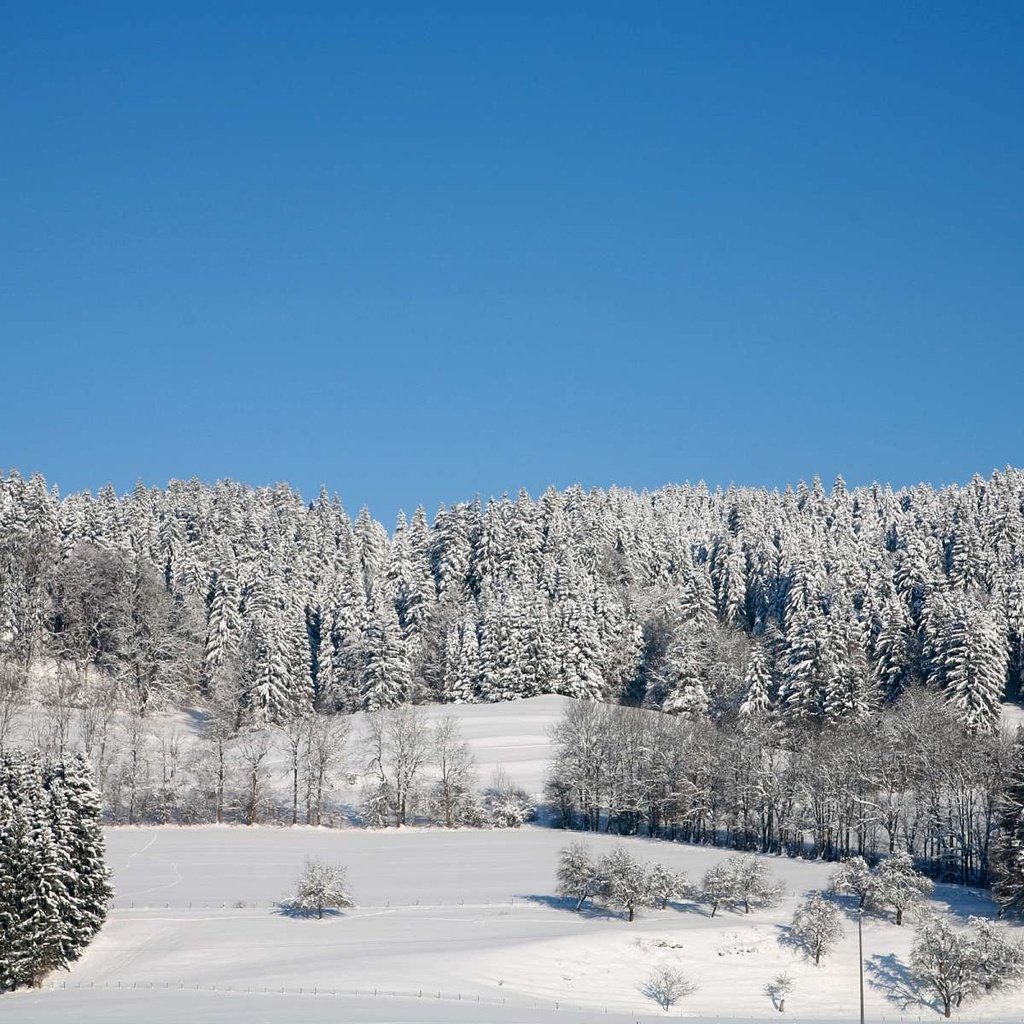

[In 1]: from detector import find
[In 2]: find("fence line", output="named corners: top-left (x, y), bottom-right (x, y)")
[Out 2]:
top-left (36, 979), bottom-right (1024, 1023)
top-left (112, 896), bottom-right (531, 909)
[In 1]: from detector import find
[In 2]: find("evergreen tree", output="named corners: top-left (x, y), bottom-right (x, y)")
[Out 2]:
top-left (0, 751), bottom-right (111, 990)
top-left (359, 602), bottom-right (412, 711)
top-left (739, 643), bottom-right (773, 719)
top-left (993, 737), bottom-right (1024, 917)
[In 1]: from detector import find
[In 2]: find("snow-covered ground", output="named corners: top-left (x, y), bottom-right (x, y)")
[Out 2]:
top-left (355, 693), bottom-right (571, 795)
top-left (10, 824), bottom-right (1022, 1023)
top-left (7, 695), bottom-right (1024, 1022)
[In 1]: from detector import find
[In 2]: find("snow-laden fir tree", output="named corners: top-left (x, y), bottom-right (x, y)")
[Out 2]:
top-left (359, 600), bottom-right (412, 711)
top-left (5, 465), bottom-right (1024, 743)
top-left (440, 617), bottom-right (481, 703)
top-left (992, 735), bottom-right (1024, 917)
top-left (0, 751), bottom-right (112, 990)
top-left (933, 595), bottom-right (1007, 731)
top-left (738, 642), bottom-right (772, 719)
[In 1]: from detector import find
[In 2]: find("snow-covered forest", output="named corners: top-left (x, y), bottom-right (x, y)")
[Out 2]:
top-left (3, 468), bottom-right (1024, 851)
top-left (2, 468), bottom-right (1023, 726)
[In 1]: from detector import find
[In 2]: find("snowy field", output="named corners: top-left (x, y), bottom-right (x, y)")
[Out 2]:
top-left (10, 824), bottom-right (1023, 1024)
top-left (6, 696), bottom-right (1024, 1022)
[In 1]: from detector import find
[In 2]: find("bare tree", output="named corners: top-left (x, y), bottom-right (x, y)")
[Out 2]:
top-left (117, 708), bottom-right (152, 824)
top-left (0, 660), bottom-right (27, 752)
top-left (429, 713), bottom-right (477, 827)
top-left (643, 966), bottom-right (696, 1010)
top-left (830, 856), bottom-right (876, 908)
top-left (304, 713), bottom-right (350, 825)
top-left (766, 972), bottom-right (793, 1012)
top-left (237, 728), bottom-right (271, 825)
top-left (75, 673), bottom-right (119, 790)
top-left (280, 713), bottom-right (312, 825)
top-left (600, 848), bottom-right (655, 921)
top-left (872, 851), bottom-right (933, 925)
top-left (648, 862), bottom-right (689, 909)
top-left (556, 843), bottom-right (602, 911)
top-left (363, 705), bottom-right (429, 826)
top-left (282, 857), bottom-right (353, 918)
top-left (733, 857), bottom-right (781, 914)
top-left (198, 665), bottom-right (244, 824)
top-left (38, 662), bottom-right (83, 757)
top-left (790, 893), bottom-right (844, 965)
top-left (910, 916), bottom-right (977, 1018)
top-left (701, 861), bottom-right (737, 918)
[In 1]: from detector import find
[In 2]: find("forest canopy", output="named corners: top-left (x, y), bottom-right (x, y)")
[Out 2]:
top-left (0, 468), bottom-right (1022, 730)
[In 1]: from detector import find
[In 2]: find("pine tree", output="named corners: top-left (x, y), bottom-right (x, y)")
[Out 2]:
top-left (993, 737), bottom-right (1024, 917)
top-left (0, 751), bottom-right (111, 990)
top-left (202, 563), bottom-right (242, 695)
top-left (359, 602), bottom-right (412, 711)
top-left (739, 643), bottom-right (772, 719)
top-left (936, 596), bottom-right (1007, 731)
top-left (441, 618), bottom-right (481, 703)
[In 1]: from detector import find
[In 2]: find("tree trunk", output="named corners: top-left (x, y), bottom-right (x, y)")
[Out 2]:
top-left (628, 905), bottom-right (634, 922)
top-left (896, 907), bottom-right (903, 926)
top-left (778, 997), bottom-right (785, 1013)
top-left (215, 740), bottom-right (225, 825)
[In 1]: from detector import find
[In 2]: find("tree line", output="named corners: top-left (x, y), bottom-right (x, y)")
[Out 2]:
top-left (546, 695), bottom-right (1019, 889)
top-left (2, 467), bottom-right (1024, 730)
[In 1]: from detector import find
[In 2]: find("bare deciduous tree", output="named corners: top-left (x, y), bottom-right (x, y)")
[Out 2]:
top-left (283, 857), bottom-right (353, 919)
top-left (643, 966), bottom-right (696, 1010)
top-left (790, 893), bottom-right (844, 965)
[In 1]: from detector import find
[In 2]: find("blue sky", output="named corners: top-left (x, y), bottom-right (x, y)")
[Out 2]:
top-left (3, 2), bottom-right (1022, 520)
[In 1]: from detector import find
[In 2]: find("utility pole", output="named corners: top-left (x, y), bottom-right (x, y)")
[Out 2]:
top-left (858, 906), bottom-right (865, 1024)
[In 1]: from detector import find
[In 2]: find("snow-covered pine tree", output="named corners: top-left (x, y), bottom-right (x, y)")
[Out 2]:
top-left (993, 736), bottom-right (1024, 917)
top-left (202, 561), bottom-right (242, 694)
top-left (739, 642), bottom-right (773, 719)
top-left (0, 751), bottom-right (111, 990)
top-left (239, 616), bottom-right (295, 724)
top-left (934, 595), bottom-right (1007, 731)
top-left (359, 600), bottom-right (412, 711)
top-left (441, 617), bottom-right (481, 703)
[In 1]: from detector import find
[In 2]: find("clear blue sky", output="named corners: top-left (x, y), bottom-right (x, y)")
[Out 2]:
top-left (3, 2), bottom-right (1022, 519)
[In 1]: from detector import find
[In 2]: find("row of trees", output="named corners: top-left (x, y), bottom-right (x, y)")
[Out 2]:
top-left (7, 695), bottom-right (532, 831)
top-left (0, 751), bottom-right (112, 990)
top-left (555, 844), bottom-right (780, 921)
top-left (788, 888), bottom-right (1024, 1019)
top-left (546, 695), bottom-right (1017, 886)
top-left (2, 467), bottom-right (1024, 728)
